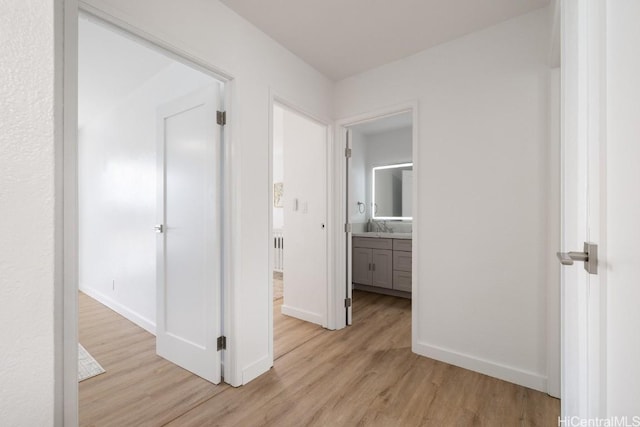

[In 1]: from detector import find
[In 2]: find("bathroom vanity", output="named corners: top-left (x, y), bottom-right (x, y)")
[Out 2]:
top-left (352, 233), bottom-right (412, 298)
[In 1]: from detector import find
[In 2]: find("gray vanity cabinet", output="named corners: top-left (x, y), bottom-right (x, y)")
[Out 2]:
top-left (352, 247), bottom-right (373, 285)
top-left (371, 249), bottom-right (393, 289)
top-left (352, 246), bottom-right (393, 289)
top-left (352, 237), bottom-right (393, 289)
top-left (353, 236), bottom-right (412, 295)
top-left (392, 239), bottom-right (412, 292)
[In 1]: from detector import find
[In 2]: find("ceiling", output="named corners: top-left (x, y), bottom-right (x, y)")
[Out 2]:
top-left (220, 0), bottom-right (549, 80)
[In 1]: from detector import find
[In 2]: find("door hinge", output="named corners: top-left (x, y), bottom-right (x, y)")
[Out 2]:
top-left (344, 298), bottom-right (352, 308)
top-left (217, 336), bottom-right (227, 351)
top-left (217, 110), bottom-right (226, 126)
top-left (345, 147), bottom-right (352, 158)
top-left (345, 223), bottom-right (352, 233)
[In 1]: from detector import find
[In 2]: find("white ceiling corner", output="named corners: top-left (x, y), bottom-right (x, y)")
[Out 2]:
top-left (220, 0), bottom-right (550, 80)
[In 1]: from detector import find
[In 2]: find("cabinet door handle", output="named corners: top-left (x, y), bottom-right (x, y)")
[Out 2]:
top-left (372, 263), bottom-right (376, 271)
top-left (368, 263), bottom-right (372, 271)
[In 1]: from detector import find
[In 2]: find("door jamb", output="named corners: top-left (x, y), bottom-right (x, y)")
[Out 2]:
top-left (58, 2), bottom-right (239, 423)
top-left (333, 101), bottom-right (419, 338)
top-left (559, 0), bottom-right (607, 417)
top-left (267, 92), bottom-right (334, 367)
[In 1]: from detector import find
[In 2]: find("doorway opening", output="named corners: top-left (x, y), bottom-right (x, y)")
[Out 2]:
top-left (77, 13), bottom-right (229, 424)
top-left (270, 101), bottom-right (330, 361)
top-left (344, 111), bottom-right (414, 327)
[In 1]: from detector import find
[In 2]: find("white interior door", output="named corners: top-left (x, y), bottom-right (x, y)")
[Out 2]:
top-left (156, 84), bottom-right (222, 384)
top-left (281, 106), bottom-right (328, 326)
top-left (605, 0), bottom-right (640, 416)
top-left (560, 0), bottom-right (604, 417)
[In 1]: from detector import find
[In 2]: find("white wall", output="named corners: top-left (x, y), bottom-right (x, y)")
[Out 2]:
top-left (79, 57), bottom-right (215, 332)
top-left (82, 0), bottom-right (334, 385)
top-left (282, 108), bottom-right (328, 326)
top-left (365, 127), bottom-right (413, 168)
top-left (349, 126), bottom-right (412, 224)
top-left (606, 0), bottom-right (640, 416)
top-left (364, 127), bottom-right (412, 219)
top-left (349, 131), bottom-right (367, 226)
top-left (0, 1), bottom-right (56, 424)
top-left (335, 8), bottom-right (551, 391)
top-left (78, 17), bottom-right (172, 127)
top-left (272, 105), bottom-right (284, 230)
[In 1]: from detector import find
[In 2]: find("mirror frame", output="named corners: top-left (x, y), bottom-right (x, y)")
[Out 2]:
top-left (371, 162), bottom-right (413, 221)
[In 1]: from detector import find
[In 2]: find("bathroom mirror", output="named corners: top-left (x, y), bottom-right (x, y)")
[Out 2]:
top-left (372, 163), bottom-right (413, 220)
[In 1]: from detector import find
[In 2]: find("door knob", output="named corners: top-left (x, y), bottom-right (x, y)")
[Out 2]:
top-left (557, 242), bottom-right (597, 274)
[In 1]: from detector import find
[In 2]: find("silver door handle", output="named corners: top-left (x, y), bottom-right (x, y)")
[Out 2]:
top-left (556, 252), bottom-right (588, 265)
top-left (154, 224), bottom-right (164, 233)
top-left (556, 242), bottom-right (597, 274)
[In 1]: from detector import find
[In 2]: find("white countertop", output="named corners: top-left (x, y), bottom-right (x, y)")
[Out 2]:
top-left (352, 232), bottom-right (412, 239)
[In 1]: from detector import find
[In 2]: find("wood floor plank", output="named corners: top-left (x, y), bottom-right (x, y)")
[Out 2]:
top-left (78, 292), bottom-right (227, 426)
top-left (274, 303), bottom-right (324, 360)
top-left (80, 289), bottom-right (560, 426)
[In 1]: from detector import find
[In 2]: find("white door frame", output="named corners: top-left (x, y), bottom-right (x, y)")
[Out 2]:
top-left (57, 2), bottom-right (238, 423)
top-left (333, 101), bottom-right (419, 334)
top-left (547, 66), bottom-right (562, 399)
top-left (559, 0), bottom-right (606, 418)
top-left (267, 92), bottom-right (333, 366)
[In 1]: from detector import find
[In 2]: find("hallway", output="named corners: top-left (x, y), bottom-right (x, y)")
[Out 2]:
top-left (79, 291), bottom-right (559, 426)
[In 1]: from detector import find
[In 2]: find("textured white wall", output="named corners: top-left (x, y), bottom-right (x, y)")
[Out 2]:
top-left (335, 8), bottom-right (551, 391)
top-left (0, 0), bottom-right (56, 424)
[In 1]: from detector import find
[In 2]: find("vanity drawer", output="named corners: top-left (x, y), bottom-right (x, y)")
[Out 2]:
top-left (393, 239), bottom-right (412, 252)
top-left (352, 237), bottom-right (393, 250)
top-left (393, 270), bottom-right (412, 292)
top-left (393, 250), bottom-right (412, 272)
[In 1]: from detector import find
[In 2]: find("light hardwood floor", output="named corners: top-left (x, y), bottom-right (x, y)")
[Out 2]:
top-left (79, 290), bottom-right (559, 426)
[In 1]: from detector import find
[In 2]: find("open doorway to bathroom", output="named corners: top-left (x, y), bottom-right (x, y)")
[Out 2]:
top-left (345, 111), bottom-right (414, 328)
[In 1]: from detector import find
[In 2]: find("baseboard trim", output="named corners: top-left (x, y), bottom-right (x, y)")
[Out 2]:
top-left (414, 341), bottom-right (547, 392)
top-left (242, 355), bottom-right (272, 385)
top-left (80, 286), bottom-right (156, 335)
top-left (281, 305), bottom-right (323, 326)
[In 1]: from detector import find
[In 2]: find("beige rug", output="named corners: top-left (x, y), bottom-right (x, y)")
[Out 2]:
top-left (78, 344), bottom-right (105, 382)
top-left (273, 271), bottom-right (283, 300)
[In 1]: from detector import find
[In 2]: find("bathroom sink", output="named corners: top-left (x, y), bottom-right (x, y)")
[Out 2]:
top-left (352, 232), bottom-right (412, 239)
